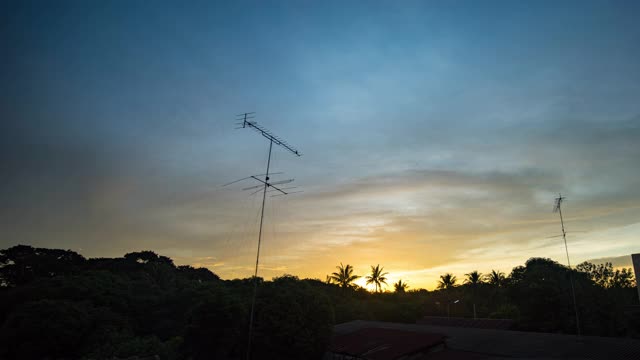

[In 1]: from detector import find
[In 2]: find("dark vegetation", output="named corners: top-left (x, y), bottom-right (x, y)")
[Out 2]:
top-left (0, 245), bottom-right (638, 359)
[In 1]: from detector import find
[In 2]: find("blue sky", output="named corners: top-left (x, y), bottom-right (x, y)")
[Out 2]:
top-left (2, 1), bottom-right (639, 288)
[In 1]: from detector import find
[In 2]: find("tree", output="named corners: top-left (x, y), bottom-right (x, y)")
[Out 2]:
top-left (365, 264), bottom-right (388, 293)
top-left (506, 257), bottom-right (588, 334)
top-left (252, 276), bottom-right (334, 360)
top-left (394, 280), bottom-right (408, 293)
top-left (0, 245), bottom-right (85, 287)
top-left (0, 246), bottom-right (338, 359)
top-left (486, 270), bottom-right (506, 287)
top-left (576, 261), bottom-right (636, 289)
top-left (437, 273), bottom-right (457, 290)
top-left (610, 268), bottom-right (635, 289)
top-left (0, 300), bottom-right (91, 359)
top-left (184, 289), bottom-right (247, 360)
top-left (464, 271), bottom-right (484, 319)
top-left (330, 263), bottom-right (359, 289)
top-left (124, 251), bottom-right (174, 266)
top-left (177, 265), bottom-right (220, 282)
top-left (464, 271), bottom-right (484, 285)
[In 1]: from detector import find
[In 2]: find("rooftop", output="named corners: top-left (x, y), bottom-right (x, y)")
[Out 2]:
top-left (329, 327), bottom-right (445, 360)
top-left (333, 320), bottom-right (640, 360)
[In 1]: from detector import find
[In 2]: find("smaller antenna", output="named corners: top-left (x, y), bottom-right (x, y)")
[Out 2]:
top-left (553, 193), bottom-right (565, 213)
top-left (553, 193), bottom-right (581, 336)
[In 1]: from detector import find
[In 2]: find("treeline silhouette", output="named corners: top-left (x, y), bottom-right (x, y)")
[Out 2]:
top-left (0, 245), bottom-right (638, 359)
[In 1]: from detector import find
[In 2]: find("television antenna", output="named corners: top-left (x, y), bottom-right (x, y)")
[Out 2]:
top-left (553, 193), bottom-right (581, 336)
top-left (226, 112), bottom-right (302, 359)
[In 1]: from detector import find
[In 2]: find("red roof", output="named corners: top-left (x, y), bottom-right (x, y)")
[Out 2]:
top-left (329, 327), bottom-right (445, 360)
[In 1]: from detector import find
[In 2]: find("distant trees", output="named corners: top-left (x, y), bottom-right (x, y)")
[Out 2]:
top-left (463, 271), bottom-right (484, 319)
top-left (464, 271), bottom-right (484, 285)
top-left (0, 245), bottom-right (85, 287)
top-left (1, 243), bottom-right (638, 360)
top-left (124, 250), bottom-right (174, 265)
top-left (0, 245), bottom-right (335, 360)
top-left (576, 261), bottom-right (636, 289)
top-left (426, 259), bottom-right (638, 335)
top-left (394, 280), bottom-right (409, 293)
top-left (365, 264), bottom-right (388, 293)
top-left (178, 265), bottom-right (221, 282)
top-left (1, 299), bottom-right (92, 359)
top-left (437, 273), bottom-right (457, 289)
top-left (507, 258), bottom-right (584, 333)
top-left (0, 248), bottom-right (186, 359)
top-left (250, 275), bottom-right (334, 359)
top-left (184, 286), bottom-right (247, 359)
top-left (329, 263), bottom-right (359, 289)
top-left (486, 270), bottom-right (506, 287)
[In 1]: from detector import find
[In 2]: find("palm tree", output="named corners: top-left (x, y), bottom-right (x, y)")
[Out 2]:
top-left (330, 263), bottom-right (359, 289)
top-left (437, 273), bottom-right (457, 290)
top-left (464, 270), bottom-right (484, 320)
top-left (325, 275), bottom-right (333, 284)
top-left (486, 270), bottom-right (506, 287)
top-left (365, 264), bottom-right (389, 292)
top-left (464, 271), bottom-right (484, 285)
top-left (394, 279), bottom-right (409, 293)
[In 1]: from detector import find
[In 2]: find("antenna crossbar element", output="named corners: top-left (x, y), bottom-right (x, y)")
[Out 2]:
top-left (249, 176), bottom-right (293, 186)
top-left (222, 172), bottom-right (284, 187)
top-left (248, 186), bottom-right (298, 197)
top-left (236, 113), bottom-right (301, 156)
top-left (242, 184), bottom-right (267, 191)
top-left (271, 190), bottom-right (303, 197)
top-left (241, 178), bottom-right (292, 195)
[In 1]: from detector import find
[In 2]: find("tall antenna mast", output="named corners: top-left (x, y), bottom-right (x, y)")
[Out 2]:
top-left (553, 193), bottom-right (581, 336)
top-left (233, 112), bottom-right (301, 359)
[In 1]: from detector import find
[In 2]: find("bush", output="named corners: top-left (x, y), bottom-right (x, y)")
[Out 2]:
top-left (489, 304), bottom-right (520, 320)
top-left (251, 275), bottom-right (334, 360)
top-left (0, 300), bottom-right (91, 359)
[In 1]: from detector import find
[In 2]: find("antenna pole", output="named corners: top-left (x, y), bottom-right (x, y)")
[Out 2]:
top-left (246, 139), bottom-right (272, 359)
top-left (233, 113), bottom-right (301, 360)
top-left (555, 194), bottom-right (581, 336)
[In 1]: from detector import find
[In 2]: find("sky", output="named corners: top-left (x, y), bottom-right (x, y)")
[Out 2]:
top-left (2, 0), bottom-right (639, 290)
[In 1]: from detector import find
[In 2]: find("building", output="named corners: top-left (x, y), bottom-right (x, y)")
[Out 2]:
top-left (327, 327), bottom-right (445, 360)
top-left (328, 320), bottom-right (640, 359)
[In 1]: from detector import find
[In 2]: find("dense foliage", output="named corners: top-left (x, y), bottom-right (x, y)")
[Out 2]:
top-left (0, 245), bottom-right (638, 359)
top-left (423, 258), bottom-right (639, 337)
top-left (0, 246), bottom-right (333, 360)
